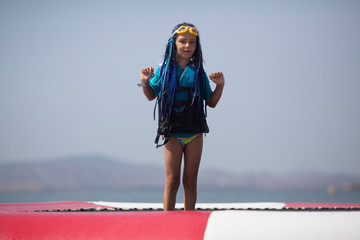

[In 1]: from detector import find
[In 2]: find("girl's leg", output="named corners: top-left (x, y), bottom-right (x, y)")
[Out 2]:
top-left (163, 136), bottom-right (183, 211)
top-left (183, 134), bottom-right (203, 210)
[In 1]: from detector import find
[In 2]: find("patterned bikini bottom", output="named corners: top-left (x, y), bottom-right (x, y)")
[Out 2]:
top-left (170, 133), bottom-right (202, 147)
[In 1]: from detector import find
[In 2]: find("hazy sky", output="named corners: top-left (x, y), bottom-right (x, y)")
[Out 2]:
top-left (1, 0), bottom-right (359, 175)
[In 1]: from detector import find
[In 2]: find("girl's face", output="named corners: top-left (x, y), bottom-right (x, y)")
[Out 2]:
top-left (175, 31), bottom-right (197, 62)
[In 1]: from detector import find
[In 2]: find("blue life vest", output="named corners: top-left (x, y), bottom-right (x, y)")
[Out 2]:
top-left (150, 64), bottom-right (211, 147)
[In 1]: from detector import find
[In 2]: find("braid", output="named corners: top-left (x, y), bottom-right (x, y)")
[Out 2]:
top-left (158, 38), bottom-right (177, 121)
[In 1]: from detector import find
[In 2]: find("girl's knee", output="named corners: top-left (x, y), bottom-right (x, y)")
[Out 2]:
top-left (166, 176), bottom-right (180, 192)
top-left (183, 175), bottom-right (197, 192)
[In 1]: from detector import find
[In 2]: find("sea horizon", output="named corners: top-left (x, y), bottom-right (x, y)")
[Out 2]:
top-left (1, 188), bottom-right (359, 204)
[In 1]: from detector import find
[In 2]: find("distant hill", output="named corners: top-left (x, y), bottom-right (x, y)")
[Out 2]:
top-left (0, 155), bottom-right (164, 193)
top-left (0, 155), bottom-right (359, 193)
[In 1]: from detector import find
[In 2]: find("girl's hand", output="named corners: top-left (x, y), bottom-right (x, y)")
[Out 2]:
top-left (209, 72), bottom-right (225, 87)
top-left (140, 67), bottom-right (154, 84)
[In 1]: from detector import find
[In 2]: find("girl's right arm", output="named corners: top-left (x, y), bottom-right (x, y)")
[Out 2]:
top-left (140, 67), bottom-right (157, 101)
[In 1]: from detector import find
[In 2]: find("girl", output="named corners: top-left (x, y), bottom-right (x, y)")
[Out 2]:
top-left (140, 23), bottom-right (225, 211)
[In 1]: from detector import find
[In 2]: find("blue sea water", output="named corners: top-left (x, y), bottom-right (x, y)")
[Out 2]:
top-left (1, 189), bottom-right (359, 204)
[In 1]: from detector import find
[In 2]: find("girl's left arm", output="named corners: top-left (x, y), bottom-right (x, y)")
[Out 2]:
top-left (207, 72), bottom-right (225, 108)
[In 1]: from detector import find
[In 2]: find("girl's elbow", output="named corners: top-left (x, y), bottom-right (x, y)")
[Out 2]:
top-left (207, 101), bottom-right (217, 108)
top-left (210, 103), bottom-right (217, 108)
top-left (147, 95), bottom-right (157, 101)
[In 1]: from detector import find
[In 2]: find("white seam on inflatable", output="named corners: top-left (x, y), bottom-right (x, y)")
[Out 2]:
top-left (89, 202), bottom-right (286, 210)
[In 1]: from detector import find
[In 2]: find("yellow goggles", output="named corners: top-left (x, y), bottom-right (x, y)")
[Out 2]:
top-left (171, 25), bottom-right (198, 37)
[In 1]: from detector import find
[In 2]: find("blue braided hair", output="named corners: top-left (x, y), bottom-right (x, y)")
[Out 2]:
top-left (156, 22), bottom-right (207, 121)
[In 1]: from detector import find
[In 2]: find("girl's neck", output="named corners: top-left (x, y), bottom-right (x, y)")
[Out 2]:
top-left (176, 58), bottom-right (191, 70)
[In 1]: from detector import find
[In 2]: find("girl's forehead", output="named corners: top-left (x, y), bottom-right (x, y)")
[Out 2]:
top-left (176, 32), bottom-right (197, 41)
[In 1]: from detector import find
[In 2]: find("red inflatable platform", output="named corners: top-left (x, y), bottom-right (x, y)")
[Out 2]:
top-left (1, 201), bottom-right (359, 240)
